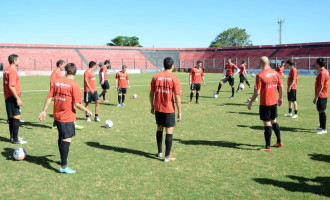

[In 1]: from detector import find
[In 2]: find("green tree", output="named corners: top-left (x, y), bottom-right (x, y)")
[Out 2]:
top-left (209, 27), bottom-right (252, 47)
top-left (106, 36), bottom-right (142, 47)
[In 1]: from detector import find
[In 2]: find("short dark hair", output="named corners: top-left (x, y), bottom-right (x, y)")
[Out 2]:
top-left (227, 58), bottom-right (232, 62)
top-left (242, 60), bottom-right (246, 64)
top-left (163, 57), bottom-right (174, 69)
top-left (65, 63), bottom-right (77, 75)
top-left (196, 60), bottom-right (203, 65)
top-left (122, 65), bottom-right (127, 69)
top-left (281, 61), bottom-right (285, 64)
top-left (8, 54), bottom-right (18, 64)
top-left (89, 61), bottom-right (97, 68)
top-left (104, 60), bottom-right (110, 65)
top-left (316, 58), bottom-right (325, 67)
top-left (56, 60), bottom-right (65, 67)
top-left (286, 59), bottom-right (295, 66)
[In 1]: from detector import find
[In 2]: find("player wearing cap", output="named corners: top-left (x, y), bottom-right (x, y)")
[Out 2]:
top-left (84, 61), bottom-right (100, 122)
top-left (248, 56), bottom-right (283, 152)
top-left (216, 58), bottom-right (240, 98)
top-left (236, 60), bottom-right (251, 93)
top-left (313, 58), bottom-right (329, 135)
top-left (150, 57), bottom-right (182, 162)
top-left (115, 65), bottom-right (130, 107)
top-left (99, 60), bottom-right (110, 102)
top-left (39, 63), bottom-right (92, 173)
top-left (188, 60), bottom-right (206, 104)
top-left (283, 59), bottom-right (298, 119)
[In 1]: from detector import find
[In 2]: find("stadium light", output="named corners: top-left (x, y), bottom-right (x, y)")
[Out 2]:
top-left (278, 19), bottom-right (285, 44)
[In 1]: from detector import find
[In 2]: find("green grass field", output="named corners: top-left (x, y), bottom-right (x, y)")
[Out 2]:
top-left (0, 73), bottom-right (329, 200)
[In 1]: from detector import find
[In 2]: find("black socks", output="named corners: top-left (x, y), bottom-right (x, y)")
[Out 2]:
top-left (156, 131), bottom-right (163, 154)
top-left (60, 141), bottom-right (71, 168)
top-left (217, 84), bottom-right (222, 93)
top-left (289, 108), bottom-right (292, 113)
top-left (118, 95), bottom-right (121, 104)
top-left (196, 93), bottom-right (199, 102)
top-left (122, 95), bottom-right (125, 103)
top-left (319, 112), bottom-right (327, 130)
top-left (272, 122), bottom-right (281, 143)
top-left (9, 117), bottom-right (13, 139)
top-left (246, 81), bottom-right (251, 87)
top-left (165, 134), bottom-right (173, 157)
top-left (190, 92), bottom-right (193, 102)
top-left (12, 118), bottom-right (20, 142)
top-left (99, 90), bottom-right (107, 100)
top-left (264, 126), bottom-right (272, 149)
top-left (231, 87), bottom-right (234, 97)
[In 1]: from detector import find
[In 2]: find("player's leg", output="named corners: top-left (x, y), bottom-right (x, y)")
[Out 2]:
top-left (260, 105), bottom-right (271, 151)
top-left (195, 84), bottom-right (200, 104)
top-left (317, 98), bottom-right (327, 134)
top-left (10, 96), bottom-right (25, 144)
top-left (217, 80), bottom-right (224, 94)
top-left (156, 125), bottom-right (164, 157)
top-left (230, 79), bottom-right (235, 98)
top-left (271, 119), bottom-right (282, 147)
top-left (292, 90), bottom-right (298, 118)
top-left (58, 122), bottom-right (75, 173)
top-left (95, 100), bottom-right (100, 122)
top-left (121, 89), bottom-right (127, 106)
top-left (164, 127), bottom-right (174, 161)
top-left (237, 75), bottom-right (243, 92)
top-left (117, 93), bottom-right (122, 107)
top-left (189, 90), bottom-right (194, 103)
top-left (85, 103), bottom-right (91, 122)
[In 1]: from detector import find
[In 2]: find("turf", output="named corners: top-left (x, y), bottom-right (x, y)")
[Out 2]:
top-left (0, 73), bottom-right (329, 200)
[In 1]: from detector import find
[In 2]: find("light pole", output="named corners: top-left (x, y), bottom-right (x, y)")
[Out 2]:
top-left (278, 19), bottom-right (284, 44)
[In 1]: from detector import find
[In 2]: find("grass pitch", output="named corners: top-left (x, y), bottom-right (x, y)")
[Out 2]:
top-left (0, 73), bottom-right (329, 200)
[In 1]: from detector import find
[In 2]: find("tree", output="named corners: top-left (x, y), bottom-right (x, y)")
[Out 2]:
top-left (209, 27), bottom-right (252, 47)
top-left (106, 36), bottom-right (142, 47)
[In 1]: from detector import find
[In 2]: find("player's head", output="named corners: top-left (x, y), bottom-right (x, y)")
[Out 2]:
top-left (242, 60), bottom-right (246, 65)
top-left (56, 60), bottom-right (66, 71)
top-left (259, 56), bottom-right (269, 69)
top-left (104, 60), bottom-right (110, 66)
top-left (65, 63), bottom-right (77, 76)
top-left (286, 59), bottom-right (295, 67)
top-left (281, 61), bottom-right (285, 66)
top-left (122, 65), bottom-right (127, 72)
top-left (227, 58), bottom-right (232, 64)
top-left (316, 58), bottom-right (325, 69)
top-left (89, 61), bottom-right (97, 69)
top-left (8, 54), bottom-right (19, 66)
top-left (163, 57), bottom-right (174, 70)
top-left (196, 60), bottom-right (202, 68)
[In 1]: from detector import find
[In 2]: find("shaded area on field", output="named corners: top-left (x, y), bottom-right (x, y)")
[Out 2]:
top-left (86, 142), bottom-right (159, 161)
top-left (216, 103), bottom-right (247, 106)
top-left (173, 139), bottom-right (260, 151)
top-left (20, 121), bottom-right (52, 129)
top-left (227, 111), bottom-right (259, 115)
top-left (237, 124), bottom-right (315, 133)
top-left (309, 153), bottom-right (330, 163)
top-left (0, 136), bottom-right (11, 142)
top-left (1, 148), bottom-right (58, 172)
top-left (254, 176), bottom-right (330, 197)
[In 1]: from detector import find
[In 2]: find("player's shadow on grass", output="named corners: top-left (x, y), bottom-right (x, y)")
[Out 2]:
top-left (198, 95), bottom-right (216, 99)
top-left (0, 136), bottom-right (11, 143)
top-left (86, 142), bottom-right (159, 161)
top-left (254, 175), bottom-right (330, 197)
top-left (21, 121), bottom-right (52, 129)
top-left (173, 139), bottom-right (260, 151)
top-left (227, 111), bottom-right (259, 116)
top-left (1, 148), bottom-right (58, 172)
top-left (216, 103), bottom-right (247, 106)
top-left (237, 124), bottom-right (314, 133)
top-left (99, 103), bottom-right (118, 107)
top-left (309, 153), bottom-right (330, 163)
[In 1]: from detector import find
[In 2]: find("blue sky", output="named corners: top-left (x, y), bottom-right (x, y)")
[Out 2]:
top-left (0, 0), bottom-right (329, 48)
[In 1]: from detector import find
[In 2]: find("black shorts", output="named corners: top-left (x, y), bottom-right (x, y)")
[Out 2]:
top-left (56, 121), bottom-right (75, 139)
top-left (317, 97), bottom-right (327, 111)
top-left (287, 89), bottom-right (297, 101)
top-left (5, 96), bottom-right (21, 118)
top-left (190, 83), bottom-right (201, 91)
top-left (117, 88), bottom-right (127, 94)
top-left (239, 74), bottom-right (247, 83)
top-left (84, 91), bottom-right (99, 103)
top-left (101, 80), bottom-right (110, 90)
top-left (155, 111), bottom-right (175, 128)
top-left (221, 75), bottom-right (234, 86)
top-left (259, 104), bottom-right (278, 121)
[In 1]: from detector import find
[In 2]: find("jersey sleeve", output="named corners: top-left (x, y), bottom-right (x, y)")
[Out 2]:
top-left (255, 74), bottom-right (261, 90)
top-left (72, 83), bottom-right (82, 103)
top-left (173, 77), bottom-right (182, 95)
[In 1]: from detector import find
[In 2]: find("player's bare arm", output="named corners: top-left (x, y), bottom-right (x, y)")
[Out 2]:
top-left (175, 94), bottom-right (182, 121)
top-left (9, 85), bottom-right (22, 107)
top-left (75, 102), bottom-right (92, 116)
top-left (39, 97), bottom-right (53, 121)
top-left (149, 91), bottom-right (155, 114)
top-left (248, 89), bottom-right (259, 110)
top-left (313, 85), bottom-right (323, 104)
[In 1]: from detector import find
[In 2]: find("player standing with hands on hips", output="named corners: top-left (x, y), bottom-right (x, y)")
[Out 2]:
top-left (189, 60), bottom-right (206, 104)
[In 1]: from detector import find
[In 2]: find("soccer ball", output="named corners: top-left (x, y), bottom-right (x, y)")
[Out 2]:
top-left (251, 73), bottom-right (255, 77)
top-left (239, 84), bottom-right (245, 90)
top-left (13, 148), bottom-right (27, 161)
top-left (132, 94), bottom-right (138, 99)
top-left (105, 120), bottom-right (113, 128)
top-left (213, 94), bottom-right (218, 98)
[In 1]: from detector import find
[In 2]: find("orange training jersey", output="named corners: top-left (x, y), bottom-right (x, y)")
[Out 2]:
top-left (190, 68), bottom-right (204, 84)
top-left (99, 65), bottom-right (108, 81)
top-left (3, 66), bottom-right (21, 100)
top-left (255, 67), bottom-right (283, 106)
top-left (84, 70), bottom-right (96, 92)
top-left (275, 66), bottom-right (284, 78)
top-left (315, 68), bottom-right (329, 98)
top-left (150, 71), bottom-right (181, 113)
top-left (225, 63), bottom-right (239, 76)
top-left (116, 71), bottom-right (129, 88)
top-left (47, 78), bottom-right (83, 122)
top-left (239, 64), bottom-right (246, 75)
top-left (287, 67), bottom-right (298, 89)
top-left (50, 69), bottom-right (64, 85)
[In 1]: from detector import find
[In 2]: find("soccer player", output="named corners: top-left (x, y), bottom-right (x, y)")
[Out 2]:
top-left (99, 60), bottom-right (110, 102)
top-left (115, 65), bottom-right (130, 107)
top-left (313, 58), bottom-right (329, 135)
top-left (189, 60), bottom-right (206, 104)
top-left (3, 54), bottom-right (27, 144)
top-left (236, 60), bottom-right (251, 93)
top-left (248, 56), bottom-right (283, 152)
top-left (284, 59), bottom-right (298, 118)
top-left (216, 58), bottom-right (240, 98)
top-left (39, 63), bottom-right (92, 173)
top-left (84, 61), bottom-right (100, 122)
top-left (275, 61), bottom-right (286, 78)
top-left (149, 57), bottom-right (182, 162)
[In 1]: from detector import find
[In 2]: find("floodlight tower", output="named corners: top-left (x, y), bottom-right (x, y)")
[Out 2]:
top-left (278, 19), bottom-right (285, 44)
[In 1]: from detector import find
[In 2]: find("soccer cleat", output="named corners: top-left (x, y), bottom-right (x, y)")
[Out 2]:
top-left (20, 119), bottom-right (25, 123)
top-left (229, 96), bottom-right (234, 99)
top-left (274, 142), bottom-right (283, 147)
top-left (95, 116), bottom-right (100, 122)
top-left (117, 104), bottom-right (121, 107)
top-left (188, 101), bottom-right (192, 105)
top-left (156, 153), bottom-right (163, 157)
top-left (164, 155), bottom-right (176, 162)
top-left (284, 113), bottom-right (293, 117)
top-left (195, 102), bottom-right (200, 104)
top-left (13, 138), bottom-right (27, 144)
top-left (59, 166), bottom-right (76, 174)
top-left (74, 124), bottom-right (83, 130)
top-left (315, 126), bottom-right (322, 131)
top-left (52, 126), bottom-right (57, 130)
top-left (249, 85), bottom-right (253, 88)
top-left (86, 117), bottom-right (91, 122)
top-left (103, 100), bottom-right (109, 103)
top-left (236, 90), bottom-right (240, 93)
top-left (260, 148), bottom-right (271, 152)
top-left (121, 103), bottom-right (125, 107)
top-left (316, 129), bottom-right (327, 135)
top-left (10, 137), bottom-right (23, 143)
top-left (292, 114), bottom-right (298, 119)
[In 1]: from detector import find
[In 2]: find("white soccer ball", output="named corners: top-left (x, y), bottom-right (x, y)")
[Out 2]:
top-left (105, 120), bottom-right (113, 128)
top-left (239, 83), bottom-right (245, 90)
top-left (13, 148), bottom-right (27, 161)
top-left (251, 73), bottom-right (255, 77)
top-left (213, 94), bottom-right (218, 98)
top-left (132, 94), bottom-right (138, 99)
